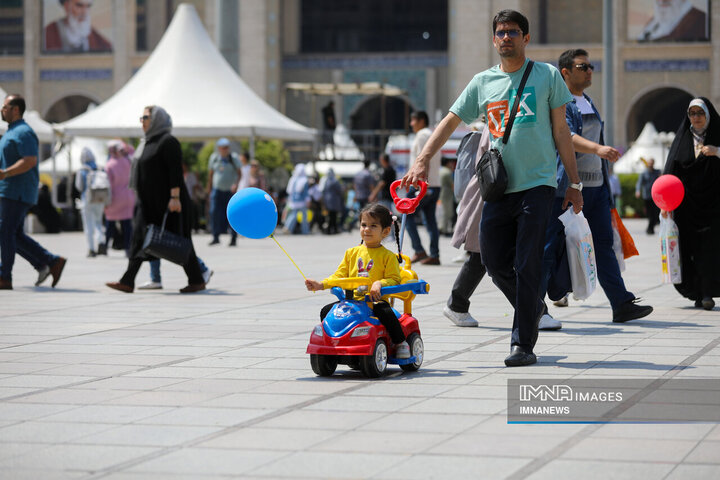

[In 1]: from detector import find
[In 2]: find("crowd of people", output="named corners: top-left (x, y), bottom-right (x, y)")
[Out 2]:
top-left (1, 8), bottom-right (718, 368)
top-left (279, 148), bottom-right (457, 242)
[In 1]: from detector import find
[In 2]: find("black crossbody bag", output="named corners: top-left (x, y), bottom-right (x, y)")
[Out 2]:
top-left (476, 60), bottom-right (534, 202)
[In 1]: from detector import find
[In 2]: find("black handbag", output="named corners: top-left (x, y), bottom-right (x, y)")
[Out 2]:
top-left (142, 211), bottom-right (191, 266)
top-left (476, 60), bottom-right (534, 202)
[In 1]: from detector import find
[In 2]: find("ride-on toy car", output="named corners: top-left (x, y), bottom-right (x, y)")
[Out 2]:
top-left (306, 260), bottom-right (430, 378)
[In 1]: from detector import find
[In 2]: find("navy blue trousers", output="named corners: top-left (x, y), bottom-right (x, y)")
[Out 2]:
top-left (0, 197), bottom-right (58, 281)
top-left (210, 189), bottom-right (237, 241)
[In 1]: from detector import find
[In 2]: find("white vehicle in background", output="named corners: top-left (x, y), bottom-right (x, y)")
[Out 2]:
top-left (385, 126), bottom-right (471, 178)
top-left (310, 123), bottom-right (475, 181)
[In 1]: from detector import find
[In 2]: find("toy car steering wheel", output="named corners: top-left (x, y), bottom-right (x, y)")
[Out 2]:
top-left (390, 180), bottom-right (428, 215)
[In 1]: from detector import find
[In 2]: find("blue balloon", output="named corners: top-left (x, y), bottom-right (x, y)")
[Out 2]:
top-left (226, 188), bottom-right (278, 239)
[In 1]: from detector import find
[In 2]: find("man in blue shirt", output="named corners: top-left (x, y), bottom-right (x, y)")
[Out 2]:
top-left (539, 50), bottom-right (652, 328)
top-left (0, 94), bottom-right (66, 289)
top-left (403, 10), bottom-right (583, 367)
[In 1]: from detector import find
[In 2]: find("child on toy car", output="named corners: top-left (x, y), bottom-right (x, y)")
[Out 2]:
top-left (304, 203), bottom-right (411, 358)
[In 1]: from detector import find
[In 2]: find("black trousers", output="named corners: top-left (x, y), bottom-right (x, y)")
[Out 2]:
top-left (119, 245), bottom-right (204, 287)
top-left (321, 300), bottom-right (405, 344)
top-left (325, 210), bottom-right (339, 234)
top-left (479, 186), bottom-right (554, 352)
top-left (644, 199), bottom-right (660, 233)
top-left (448, 251), bottom-right (487, 313)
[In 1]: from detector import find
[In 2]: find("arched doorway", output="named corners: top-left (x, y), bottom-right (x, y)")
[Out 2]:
top-left (44, 94), bottom-right (98, 123)
top-left (626, 87), bottom-right (693, 142)
top-left (349, 95), bottom-right (413, 160)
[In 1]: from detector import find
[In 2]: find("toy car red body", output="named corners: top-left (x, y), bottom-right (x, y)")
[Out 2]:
top-left (306, 273), bottom-right (429, 377)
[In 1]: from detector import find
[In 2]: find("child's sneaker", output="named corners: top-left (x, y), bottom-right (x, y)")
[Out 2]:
top-left (395, 341), bottom-right (411, 359)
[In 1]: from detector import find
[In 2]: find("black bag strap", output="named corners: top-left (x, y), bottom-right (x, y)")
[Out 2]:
top-left (160, 209), bottom-right (183, 235)
top-left (160, 211), bottom-right (169, 234)
top-left (501, 60), bottom-right (534, 145)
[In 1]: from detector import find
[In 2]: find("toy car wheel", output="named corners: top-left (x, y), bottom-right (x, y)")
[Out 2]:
top-left (400, 333), bottom-right (423, 372)
top-left (361, 339), bottom-right (388, 378)
top-left (310, 354), bottom-right (338, 376)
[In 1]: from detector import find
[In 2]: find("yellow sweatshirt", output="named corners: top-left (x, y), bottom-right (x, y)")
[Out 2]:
top-left (323, 244), bottom-right (401, 300)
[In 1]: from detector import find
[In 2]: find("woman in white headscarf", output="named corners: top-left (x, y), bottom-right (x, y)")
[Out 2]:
top-left (106, 105), bottom-right (205, 293)
top-left (662, 97), bottom-right (720, 310)
top-left (283, 163), bottom-right (310, 234)
top-left (74, 147), bottom-right (106, 257)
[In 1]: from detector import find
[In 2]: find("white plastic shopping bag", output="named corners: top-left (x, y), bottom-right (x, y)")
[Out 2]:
top-left (659, 215), bottom-right (682, 284)
top-left (559, 208), bottom-right (597, 300)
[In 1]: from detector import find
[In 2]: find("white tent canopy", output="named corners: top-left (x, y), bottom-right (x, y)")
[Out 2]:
top-left (614, 122), bottom-right (675, 174)
top-left (39, 137), bottom-right (108, 175)
top-left (58, 3), bottom-right (315, 141)
top-left (0, 85), bottom-right (55, 143)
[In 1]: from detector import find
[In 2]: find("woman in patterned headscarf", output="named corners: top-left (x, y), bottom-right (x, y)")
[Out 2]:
top-left (106, 105), bottom-right (205, 293)
top-left (662, 97), bottom-right (720, 310)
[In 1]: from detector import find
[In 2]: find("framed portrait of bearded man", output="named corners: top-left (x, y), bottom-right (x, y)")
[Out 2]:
top-left (42, 0), bottom-right (113, 54)
top-left (628, 0), bottom-right (709, 42)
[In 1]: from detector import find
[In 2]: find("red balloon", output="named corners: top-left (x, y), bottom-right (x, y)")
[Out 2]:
top-left (651, 174), bottom-right (685, 211)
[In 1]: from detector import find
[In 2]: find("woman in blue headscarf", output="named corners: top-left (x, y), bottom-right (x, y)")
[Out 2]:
top-left (74, 147), bottom-right (106, 257)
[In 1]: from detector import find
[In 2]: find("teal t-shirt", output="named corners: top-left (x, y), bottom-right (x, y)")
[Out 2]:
top-left (0, 119), bottom-right (40, 205)
top-left (450, 59), bottom-right (572, 193)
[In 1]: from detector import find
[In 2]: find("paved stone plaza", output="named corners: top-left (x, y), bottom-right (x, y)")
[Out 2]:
top-left (0, 218), bottom-right (718, 479)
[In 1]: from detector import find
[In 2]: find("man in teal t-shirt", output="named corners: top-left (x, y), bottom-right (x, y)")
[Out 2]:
top-left (402, 10), bottom-right (583, 367)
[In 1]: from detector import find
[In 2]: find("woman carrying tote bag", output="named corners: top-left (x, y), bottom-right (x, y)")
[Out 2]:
top-left (106, 105), bottom-right (205, 294)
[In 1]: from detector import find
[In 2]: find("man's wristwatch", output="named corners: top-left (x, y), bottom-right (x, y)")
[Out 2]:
top-left (569, 182), bottom-right (583, 192)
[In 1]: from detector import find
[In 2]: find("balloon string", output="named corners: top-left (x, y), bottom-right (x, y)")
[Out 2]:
top-left (270, 234), bottom-right (307, 280)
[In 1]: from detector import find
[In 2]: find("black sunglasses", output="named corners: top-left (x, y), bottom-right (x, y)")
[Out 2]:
top-left (574, 63), bottom-right (595, 72)
top-left (139, 115), bottom-right (150, 121)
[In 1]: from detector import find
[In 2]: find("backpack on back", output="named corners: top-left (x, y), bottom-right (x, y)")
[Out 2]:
top-left (87, 169), bottom-right (111, 205)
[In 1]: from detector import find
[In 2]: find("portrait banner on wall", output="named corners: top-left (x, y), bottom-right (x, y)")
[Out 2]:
top-left (628, 0), bottom-right (710, 43)
top-left (42, 0), bottom-right (113, 54)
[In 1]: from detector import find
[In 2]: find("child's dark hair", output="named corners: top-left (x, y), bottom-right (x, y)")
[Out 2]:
top-left (359, 203), bottom-right (402, 263)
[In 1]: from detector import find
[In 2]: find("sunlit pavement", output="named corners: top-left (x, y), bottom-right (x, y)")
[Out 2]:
top-left (0, 219), bottom-right (718, 479)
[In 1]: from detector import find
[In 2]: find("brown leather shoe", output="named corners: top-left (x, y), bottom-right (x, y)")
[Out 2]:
top-left (49, 257), bottom-right (67, 288)
top-left (420, 256), bottom-right (440, 265)
top-left (0, 278), bottom-right (12, 290)
top-left (106, 281), bottom-right (134, 293)
top-left (180, 283), bottom-right (206, 293)
top-left (410, 252), bottom-right (428, 263)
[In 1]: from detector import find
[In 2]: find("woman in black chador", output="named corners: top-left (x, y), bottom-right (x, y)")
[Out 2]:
top-left (663, 97), bottom-right (720, 310)
top-left (106, 105), bottom-right (205, 293)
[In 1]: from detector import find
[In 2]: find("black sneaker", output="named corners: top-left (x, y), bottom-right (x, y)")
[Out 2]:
top-left (612, 299), bottom-right (653, 323)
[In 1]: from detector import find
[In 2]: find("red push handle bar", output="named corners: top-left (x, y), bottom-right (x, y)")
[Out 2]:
top-left (390, 180), bottom-right (428, 214)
